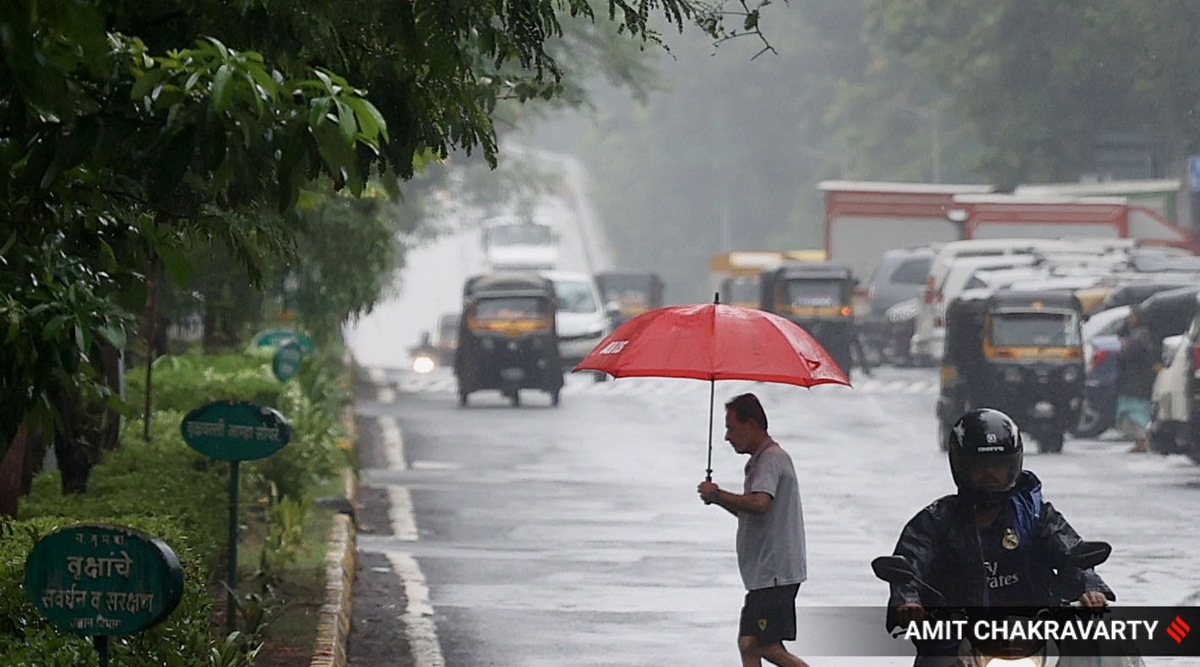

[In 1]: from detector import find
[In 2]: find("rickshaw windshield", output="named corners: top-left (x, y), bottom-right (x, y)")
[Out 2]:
top-left (473, 297), bottom-right (547, 321)
top-left (989, 310), bottom-right (1081, 347)
top-left (783, 279), bottom-right (844, 307)
top-left (599, 276), bottom-right (654, 309)
top-left (724, 276), bottom-right (758, 304)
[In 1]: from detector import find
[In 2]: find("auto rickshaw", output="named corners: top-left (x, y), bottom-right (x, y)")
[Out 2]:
top-left (454, 273), bottom-right (564, 407)
top-left (595, 271), bottom-right (665, 328)
top-left (937, 288), bottom-right (1085, 453)
top-left (758, 261), bottom-right (857, 377)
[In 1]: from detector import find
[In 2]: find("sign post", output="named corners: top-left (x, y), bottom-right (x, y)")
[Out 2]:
top-left (25, 524), bottom-right (184, 665)
top-left (181, 401), bottom-right (291, 633)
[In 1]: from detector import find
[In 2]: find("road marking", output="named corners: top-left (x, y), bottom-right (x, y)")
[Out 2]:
top-left (379, 416), bottom-right (407, 471)
top-left (386, 552), bottom-right (445, 667)
top-left (377, 385), bottom-right (396, 404)
top-left (387, 487), bottom-right (419, 541)
top-left (367, 368), bottom-right (388, 385)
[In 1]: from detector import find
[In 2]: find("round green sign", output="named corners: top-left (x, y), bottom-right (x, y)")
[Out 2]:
top-left (252, 328), bottom-right (314, 355)
top-left (272, 341), bottom-right (304, 381)
top-left (24, 524), bottom-right (184, 636)
top-left (181, 401), bottom-right (291, 461)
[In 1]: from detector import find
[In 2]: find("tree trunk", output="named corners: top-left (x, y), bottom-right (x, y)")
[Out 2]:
top-left (143, 254), bottom-right (163, 442)
top-left (0, 423), bottom-right (30, 518)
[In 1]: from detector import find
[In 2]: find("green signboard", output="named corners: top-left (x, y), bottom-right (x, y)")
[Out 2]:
top-left (180, 401), bottom-right (291, 461)
top-left (24, 524), bottom-right (184, 636)
top-left (251, 327), bottom-right (314, 355)
top-left (272, 340), bottom-right (304, 381)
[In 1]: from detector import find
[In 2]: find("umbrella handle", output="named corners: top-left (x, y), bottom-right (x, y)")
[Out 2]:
top-left (706, 378), bottom-right (714, 482)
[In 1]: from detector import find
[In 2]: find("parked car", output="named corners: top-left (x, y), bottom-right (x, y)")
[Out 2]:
top-left (858, 246), bottom-right (934, 366)
top-left (1147, 288), bottom-right (1200, 457)
top-left (1147, 302), bottom-right (1200, 463)
top-left (910, 254), bottom-right (1040, 364)
top-left (1072, 305), bottom-right (1131, 438)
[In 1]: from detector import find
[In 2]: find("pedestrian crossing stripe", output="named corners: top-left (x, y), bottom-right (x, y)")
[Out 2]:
top-left (381, 374), bottom-right (937, 397)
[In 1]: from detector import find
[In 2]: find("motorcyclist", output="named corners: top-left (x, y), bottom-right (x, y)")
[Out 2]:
top-left (886, 408), bottom-right (1113, 665)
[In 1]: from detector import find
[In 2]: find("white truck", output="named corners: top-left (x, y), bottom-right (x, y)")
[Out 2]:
top-left (481, 215), bottom-right (560, 271)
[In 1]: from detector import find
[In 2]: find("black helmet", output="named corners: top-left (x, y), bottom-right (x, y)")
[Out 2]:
top-left (947, 408), bottom-right (1023, 505)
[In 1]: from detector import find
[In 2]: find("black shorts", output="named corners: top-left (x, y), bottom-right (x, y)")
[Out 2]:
top-left (738, 583), bottom-right (800, 645)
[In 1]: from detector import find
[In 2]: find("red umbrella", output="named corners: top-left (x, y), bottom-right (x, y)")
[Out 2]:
top-left (574, 297), bottom-right (851, 480)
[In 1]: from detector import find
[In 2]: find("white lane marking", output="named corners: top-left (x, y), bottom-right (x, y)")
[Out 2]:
top-left (367, 368), bottom-right (387, 385)
top-left (387, 487), bottom-right (419, 541)
top-left (378, 416), bottom-right (407, 471)
top-left (377, 385), bottom-right (396, 404)
top-left (386, 552), bottom-right (445, 667)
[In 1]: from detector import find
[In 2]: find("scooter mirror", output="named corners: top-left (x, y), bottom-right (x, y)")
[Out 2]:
top-left (871, 555), bottom-right (916, 585)
top-left (1065, 540), bottom-right (1112, 570)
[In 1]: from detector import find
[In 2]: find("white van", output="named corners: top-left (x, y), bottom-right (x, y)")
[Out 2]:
top-left (539, 270), bottom-right (611, 367)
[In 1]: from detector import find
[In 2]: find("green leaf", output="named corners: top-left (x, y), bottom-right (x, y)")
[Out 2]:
top-left (156, 245), bottom-right (195, 288)
top-left (131, 68), bottom-right (168, 102)
top-left (212, 64), bottom-right (234, 112)
top-left (335, 100), bottom-right (358, 143)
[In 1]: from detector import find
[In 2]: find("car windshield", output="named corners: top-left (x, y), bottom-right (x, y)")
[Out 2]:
top-left (783, 279), bottom-right (842, 307)
top-left (990, 310), bottom-right (1081, 347)
top-left (474, 297), bottom-right (546, 320)
top-left (554, 281), bottom-right (599, 313)
top-left (886, 257), bottom-right (931, 285)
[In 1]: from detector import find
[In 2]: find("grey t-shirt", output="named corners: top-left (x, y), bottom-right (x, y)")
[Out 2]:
top-left (736, 438), bottom-right (808, 591)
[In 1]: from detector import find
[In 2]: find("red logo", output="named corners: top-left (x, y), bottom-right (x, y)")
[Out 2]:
top-left (1167, 615), bottom-right (1190, 644)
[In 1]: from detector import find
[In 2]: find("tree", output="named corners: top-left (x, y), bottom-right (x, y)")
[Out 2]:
top-left (1, 0), bottom-right (781, 510)
top-left (864, 0), bottom-right (1200, 183)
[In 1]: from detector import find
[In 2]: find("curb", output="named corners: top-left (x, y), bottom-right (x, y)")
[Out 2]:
top-left (309, 467), bottom-right (358, 667)
top-left (310, 355), bottom-right (361, 667)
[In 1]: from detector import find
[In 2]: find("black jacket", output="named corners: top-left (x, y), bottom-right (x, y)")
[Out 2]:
top-left (886, 471), bottom-right (1113, 630)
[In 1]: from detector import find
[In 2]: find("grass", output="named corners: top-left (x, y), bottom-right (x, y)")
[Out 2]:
top-left (233, 472), bottom-right (350, 665)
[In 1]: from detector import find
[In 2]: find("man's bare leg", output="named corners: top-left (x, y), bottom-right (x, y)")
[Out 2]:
top-left (738, 637), bottom-right (811, 667)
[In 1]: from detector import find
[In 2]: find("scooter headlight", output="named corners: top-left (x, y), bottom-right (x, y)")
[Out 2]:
top-left (412, 355), bottom-right (435, 374)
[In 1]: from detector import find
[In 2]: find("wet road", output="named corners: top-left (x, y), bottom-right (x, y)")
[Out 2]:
top-left (351, 364), bottom-right (1200, 666)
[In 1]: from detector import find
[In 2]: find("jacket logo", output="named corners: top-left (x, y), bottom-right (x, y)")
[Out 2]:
top-left (758, 618), bottom-right (768, 631)
top-left (1002, 528), bottom-right (1020, 550)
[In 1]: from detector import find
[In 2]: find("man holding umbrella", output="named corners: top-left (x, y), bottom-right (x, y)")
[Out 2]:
top-left (698, 393), bottom-right (811, 667)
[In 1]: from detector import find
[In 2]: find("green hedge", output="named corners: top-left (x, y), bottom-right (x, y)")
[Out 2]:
top-left (1, 346), bottom-right (349, 665)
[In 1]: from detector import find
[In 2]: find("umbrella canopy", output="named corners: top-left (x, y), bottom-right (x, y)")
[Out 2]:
top-left (574, 301), bottom-right (851, 480)
top-left (574, 302), bottom-right (850, 387)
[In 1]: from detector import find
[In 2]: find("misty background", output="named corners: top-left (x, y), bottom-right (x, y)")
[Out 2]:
top-left (463, 0), bottom-right (1199, 304)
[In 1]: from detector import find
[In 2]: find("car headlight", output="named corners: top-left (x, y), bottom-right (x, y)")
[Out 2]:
top-left (1004, 367), bottom-right (1023, 383)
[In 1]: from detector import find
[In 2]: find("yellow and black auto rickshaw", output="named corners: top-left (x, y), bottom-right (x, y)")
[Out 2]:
top-left (454, 273), bottom-right (564, 407)
top-left (937, 288), bottom-right (1084, 453)
top-left (595, 271), bottom-right (665, 328)
top-left (758, 261), bottom-right (857, 378)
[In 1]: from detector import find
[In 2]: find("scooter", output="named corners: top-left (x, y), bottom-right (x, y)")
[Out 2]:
top-left (871, 542), bottom-right (1143, 667)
